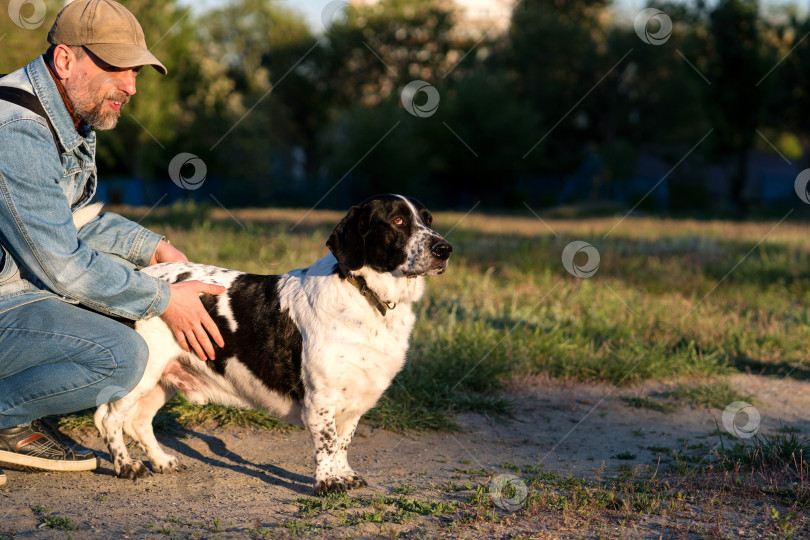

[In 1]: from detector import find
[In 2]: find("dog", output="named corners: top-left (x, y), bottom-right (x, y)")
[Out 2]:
top-left (80, 194), bottom-right (452, 495)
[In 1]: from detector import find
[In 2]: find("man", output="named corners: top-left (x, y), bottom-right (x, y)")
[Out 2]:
top-left (0, 0), bottom-right (224, 487)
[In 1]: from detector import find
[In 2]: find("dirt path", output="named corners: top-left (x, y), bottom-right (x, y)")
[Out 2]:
top-left (1, 374), bottom-right (808, 538)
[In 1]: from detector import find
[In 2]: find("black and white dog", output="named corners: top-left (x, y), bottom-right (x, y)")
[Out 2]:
top-left (82, 194), bottom-right (451, 495)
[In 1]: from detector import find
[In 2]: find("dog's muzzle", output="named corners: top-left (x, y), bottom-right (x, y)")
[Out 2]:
top-left (432, 241), bottom-right (452, 260)
top-left (429, 240), bottom-right (452, 274)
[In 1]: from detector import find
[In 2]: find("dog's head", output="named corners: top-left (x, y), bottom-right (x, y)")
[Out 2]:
top-left (327, 194), bottom-right (452, 277)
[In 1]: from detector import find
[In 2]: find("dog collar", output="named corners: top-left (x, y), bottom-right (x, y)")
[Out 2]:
top-left (337, 265), bottom-right (396, 317)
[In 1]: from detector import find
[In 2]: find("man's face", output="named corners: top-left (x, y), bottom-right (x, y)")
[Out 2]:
top-left (63, 49), bottom-right (140, 131)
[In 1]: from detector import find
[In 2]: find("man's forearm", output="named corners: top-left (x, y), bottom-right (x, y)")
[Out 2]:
top-left (75, 210), bottom-right (163, 267)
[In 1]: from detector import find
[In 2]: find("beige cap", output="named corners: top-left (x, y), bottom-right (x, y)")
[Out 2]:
top-left (48, 0), bottom-right (167, 75)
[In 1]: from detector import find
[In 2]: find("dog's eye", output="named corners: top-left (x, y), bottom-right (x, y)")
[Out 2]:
top-left (393, 217), bottom-right (406, 226)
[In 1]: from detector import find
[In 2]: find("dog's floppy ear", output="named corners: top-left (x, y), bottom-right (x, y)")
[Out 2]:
top-left (327, 204), bottom-right (371, 272)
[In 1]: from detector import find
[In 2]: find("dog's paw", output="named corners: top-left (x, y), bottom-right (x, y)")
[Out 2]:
top-left (314, 477), bottom-right (349, 496)
top-left (117, 460), bottom-right (151, 480)
top-left (346, 473), bottom-right (368, 490)
top-left (153, 455), bottom-right (185, 474)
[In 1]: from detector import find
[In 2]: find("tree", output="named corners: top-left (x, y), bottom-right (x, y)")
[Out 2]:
top-left (760, 7), bottom-right (810, 169)
top-left (0, 0), bottom-right (63, 74)
top-left (173, 0), bottom-right (315, 204)
top-left (705, 0), bottom-right (764, 213)
top-left (95, 0), bottom-right (197, 181)
top-left (506, 0), bottom-right (614, 175)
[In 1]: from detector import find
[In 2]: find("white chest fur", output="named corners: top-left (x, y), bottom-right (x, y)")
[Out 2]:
top-left (279, 256), bottom-right (423, 417)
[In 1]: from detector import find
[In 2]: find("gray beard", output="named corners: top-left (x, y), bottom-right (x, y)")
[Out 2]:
top-left (75, 99), bottom-right (121, 131)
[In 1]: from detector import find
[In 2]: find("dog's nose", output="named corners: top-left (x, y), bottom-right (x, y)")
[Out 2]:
top-left (431, 242), bottom-right (452, 260)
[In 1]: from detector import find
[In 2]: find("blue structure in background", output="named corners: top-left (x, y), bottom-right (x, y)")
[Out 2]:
top-left (99, 149), bottom-right (802, 211)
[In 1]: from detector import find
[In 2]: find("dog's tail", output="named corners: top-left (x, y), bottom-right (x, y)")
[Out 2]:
top-left (72, 202), bottom-right (104, 229)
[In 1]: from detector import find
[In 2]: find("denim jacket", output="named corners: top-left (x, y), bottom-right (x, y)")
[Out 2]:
top-left (0, 55), bottom-right (170, 319)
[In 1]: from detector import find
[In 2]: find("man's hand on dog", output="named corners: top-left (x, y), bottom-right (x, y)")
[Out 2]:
top-left (150, 240), bottom-right (188, 265)
top-left (149, 241), bottom-right (225, 361)
top-left (162, 281), bottom-right (226, 361)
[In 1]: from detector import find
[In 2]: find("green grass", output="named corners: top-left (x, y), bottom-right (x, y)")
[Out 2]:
top-left (285, 464), bottom-right (691, 532)
top-left (278, 448), bottom-right (808, 535)
top-left (57, 393), bottom-right (297, 433)
top-left (295, 492), bottom-right (460, 527)
top-left (619, 381), bottom-right (755, 414)
top-left (670, 381), bottom-right (755, 409)
top-left (68, 204), bottom-right (810, 433)
top-left (716, 430), bottom-right (810, 483)
top-left (620, 396), bottom-right (675, 413)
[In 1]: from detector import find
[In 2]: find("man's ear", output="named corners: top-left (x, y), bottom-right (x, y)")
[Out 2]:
top-left (326, 204), bottom-right (370, 272)
top-left (51, 44), bottom-right (77, 79)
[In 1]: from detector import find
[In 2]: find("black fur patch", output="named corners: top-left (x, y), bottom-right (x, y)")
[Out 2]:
top-left (201, 274), bottom-right (305, 401)
top-left (173, 271), bottom-right (192, 283)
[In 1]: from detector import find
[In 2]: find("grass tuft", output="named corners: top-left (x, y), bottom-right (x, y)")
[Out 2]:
top-left (716, 431), bottom-right (810, 480)
top-left (31, 506), bottom-right (76, 532)
top-left (670, 381), bottom-right (754, 409)
top-left (620, 396), bottom-right (675, 413)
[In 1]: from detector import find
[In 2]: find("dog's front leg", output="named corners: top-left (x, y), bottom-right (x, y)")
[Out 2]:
top-left (335, 415), bottom-right (367, 489)
top-left (303, 402), bottom-right (347, 495)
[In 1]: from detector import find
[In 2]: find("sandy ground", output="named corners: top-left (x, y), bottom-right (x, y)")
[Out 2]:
top-left (1, 373), bottom-right (808, 538)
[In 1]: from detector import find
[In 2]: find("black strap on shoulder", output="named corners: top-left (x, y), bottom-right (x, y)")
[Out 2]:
top-left (0, 83), bottom-right (62, 157)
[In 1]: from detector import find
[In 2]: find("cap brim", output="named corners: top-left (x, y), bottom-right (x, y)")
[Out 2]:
top-left (84, 43), bottom-right (167, 75)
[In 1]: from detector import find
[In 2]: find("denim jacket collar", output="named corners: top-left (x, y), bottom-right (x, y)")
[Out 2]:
top-left (27, 55), bottom-right (95, 153)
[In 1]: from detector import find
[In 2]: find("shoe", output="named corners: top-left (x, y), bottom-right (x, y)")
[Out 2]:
top-left (0, 467), bottom-right (6, 486)
top-left (0, 420), bottom-right (97, 472)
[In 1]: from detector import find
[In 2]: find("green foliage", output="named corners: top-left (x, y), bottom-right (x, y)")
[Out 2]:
top-left (392, 483), bottom-right (418, 495)
top-left (6, 0), bottom-right (810, 209)
top-left (0, 0), bottom-right (63, 73)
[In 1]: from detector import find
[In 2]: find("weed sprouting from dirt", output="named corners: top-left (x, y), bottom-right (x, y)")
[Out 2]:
top-left (31, 506), bottom-right (77, 532)
top-left (713, 429), bottom-right (810, 507)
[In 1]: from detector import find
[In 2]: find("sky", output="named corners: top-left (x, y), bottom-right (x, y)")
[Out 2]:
top-left (180, 0), bottom-right (807, 32)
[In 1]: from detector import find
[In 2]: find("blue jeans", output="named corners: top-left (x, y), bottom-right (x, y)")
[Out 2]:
top-left (0, 299), bottom-right (148, 429)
